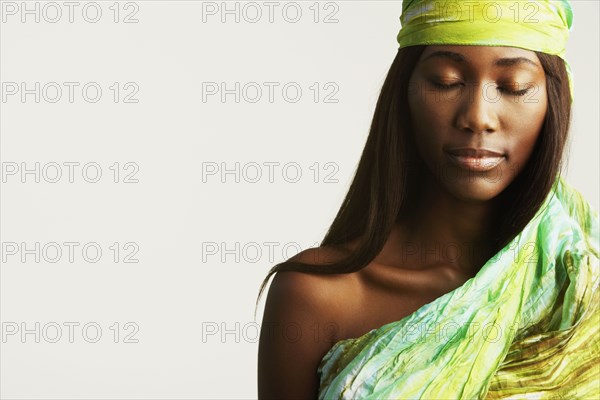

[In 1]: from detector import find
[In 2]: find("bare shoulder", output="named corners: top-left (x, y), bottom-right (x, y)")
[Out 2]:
top-left (257, 246), bottom-right (357, 399)
top-left (269, 246), bottom-right (357, 323)
top-left (287, 245), bottom-right (354, 268)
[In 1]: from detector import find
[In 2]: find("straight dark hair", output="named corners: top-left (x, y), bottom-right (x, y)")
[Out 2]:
top-left (255, 45), bottom-right (572, 315)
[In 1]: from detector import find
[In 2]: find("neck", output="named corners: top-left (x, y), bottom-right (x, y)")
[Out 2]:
top-left (395, 174), bottom-right (499, 277)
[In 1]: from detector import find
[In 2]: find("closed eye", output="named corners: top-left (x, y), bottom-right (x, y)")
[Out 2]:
top-left (432, 81), bottom-right (532, 97)
top-left (498, 87), bottom-right (531, 97)
top-left (431, 81), bottom-right (462, 90)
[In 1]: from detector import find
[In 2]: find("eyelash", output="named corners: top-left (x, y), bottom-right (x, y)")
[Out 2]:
top-left (432, 82), bottom-right (530, 97)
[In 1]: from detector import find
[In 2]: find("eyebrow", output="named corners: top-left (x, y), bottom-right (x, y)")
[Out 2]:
top-left (422, 51), bottom-right (539, 69)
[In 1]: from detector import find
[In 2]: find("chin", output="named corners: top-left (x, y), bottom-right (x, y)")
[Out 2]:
top-left (442, 176), bottom-right (509, 202)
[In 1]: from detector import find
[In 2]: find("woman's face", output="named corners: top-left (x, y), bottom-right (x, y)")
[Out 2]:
top-left (407, 45), bottom-right (548, 201)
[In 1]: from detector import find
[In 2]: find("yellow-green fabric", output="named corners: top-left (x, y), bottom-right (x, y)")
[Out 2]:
top-left (317, 176), bottom-right (599, 399)
top-left (396, 0), bottom-right (574, 99)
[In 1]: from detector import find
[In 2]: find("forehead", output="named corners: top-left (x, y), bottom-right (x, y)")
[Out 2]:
top-left (418, 45), bottom-right (542, 68)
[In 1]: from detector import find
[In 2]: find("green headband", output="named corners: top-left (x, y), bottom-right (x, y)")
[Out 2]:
top-left (397, 0), bottom-right (574, 99)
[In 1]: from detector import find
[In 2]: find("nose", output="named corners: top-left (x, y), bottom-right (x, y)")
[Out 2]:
top-left (455, 83), bottom-right (500, 134)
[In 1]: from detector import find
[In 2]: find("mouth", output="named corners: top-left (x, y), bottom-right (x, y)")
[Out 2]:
top-left (445, 147), bottom-right (506, 172)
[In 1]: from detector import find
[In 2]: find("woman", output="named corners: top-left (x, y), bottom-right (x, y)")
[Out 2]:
top-left (257, 0), bottom-right (599, 398)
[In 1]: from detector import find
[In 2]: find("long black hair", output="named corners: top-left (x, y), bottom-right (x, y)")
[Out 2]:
top-left (255, 45), bottom-right (572, 316)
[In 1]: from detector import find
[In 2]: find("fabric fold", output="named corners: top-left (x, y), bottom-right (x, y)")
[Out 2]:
top-left (317, 176), bottom-right (599, 399)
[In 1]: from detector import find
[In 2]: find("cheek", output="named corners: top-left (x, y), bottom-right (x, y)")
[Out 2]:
top-left (505, 99), bottom-right (547, 167)
top-left (508, 128), bottom-right (541, 170)
top-left (409, 93), bottom-right (451, 160)
top-left (409, 85), bottom-right (447, 133)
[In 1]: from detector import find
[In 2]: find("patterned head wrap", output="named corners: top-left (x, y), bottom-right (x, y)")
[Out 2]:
top-left (397, 0), bottom-right (574, 99)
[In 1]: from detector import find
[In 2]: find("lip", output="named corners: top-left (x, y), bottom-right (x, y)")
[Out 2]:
top-left (446, 147), bottom-right (505, 158)
top-left (445, 147), bottom-right (505, 172)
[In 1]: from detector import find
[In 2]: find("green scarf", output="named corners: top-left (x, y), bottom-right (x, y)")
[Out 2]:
top-left (317, 176), bottom-right (599, 398)
top-left (396, 0), bottom-right (574, 99)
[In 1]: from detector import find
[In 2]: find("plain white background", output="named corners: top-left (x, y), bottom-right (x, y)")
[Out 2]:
top-left (1, 1), bottom-right (598, 398)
